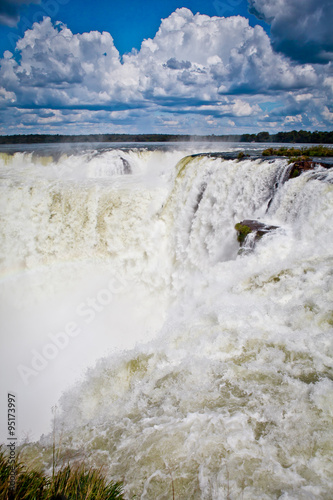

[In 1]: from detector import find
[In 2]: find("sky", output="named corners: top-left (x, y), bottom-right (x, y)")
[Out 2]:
top-left (0, 0), bottom-right (332, 135)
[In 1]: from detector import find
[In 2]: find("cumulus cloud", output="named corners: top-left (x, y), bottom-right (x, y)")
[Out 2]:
top-left (260, 87), bottom-right (333, 131)
top-left (249, 0), bottom-right (333, 63)
top-left (122, 9), bottom-right (318, 102)
top-left (0, 17), bottom-right (136, 108)
top-left (0, 8), bottom-right (331, 133)
top-left (0, 0), bottom-right (40, 27)
top-left (165, 58), bottom-right (192, 70)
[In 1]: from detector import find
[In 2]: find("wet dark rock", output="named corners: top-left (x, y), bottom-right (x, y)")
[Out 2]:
top-left (193, 182), bottom-right (207, 214)
top-left (235, 219), bottom-right (280, 250)
top-left (288, 160), bottom-right (331, 179)
top-left (121, 157), bottom-right (132, 174)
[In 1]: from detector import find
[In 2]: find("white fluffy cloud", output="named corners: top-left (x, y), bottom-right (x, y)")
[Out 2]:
top-left (123, 9), bottom-right (317, 100)
top-left (0, 8), bottom-right (331, 133)
top-left (0, 17), bottom-right (127, 107)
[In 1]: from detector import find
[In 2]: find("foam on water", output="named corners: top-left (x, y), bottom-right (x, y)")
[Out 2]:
top-left (0, 145), bottom-right (332, 499)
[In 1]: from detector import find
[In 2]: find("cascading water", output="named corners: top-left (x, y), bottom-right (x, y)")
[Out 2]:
top-left (0, 144), bottom-right (332, 499)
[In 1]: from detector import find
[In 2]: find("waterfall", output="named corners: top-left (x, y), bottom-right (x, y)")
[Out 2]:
top-left (0, 144), bottom-right (332, 499)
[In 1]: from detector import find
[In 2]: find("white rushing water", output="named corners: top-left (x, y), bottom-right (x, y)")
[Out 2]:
top-left (0, 143), bottom-right (332, 499)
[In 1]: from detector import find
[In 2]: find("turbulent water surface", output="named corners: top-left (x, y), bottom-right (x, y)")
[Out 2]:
top-left (0, 142), bottom-right (333, 499)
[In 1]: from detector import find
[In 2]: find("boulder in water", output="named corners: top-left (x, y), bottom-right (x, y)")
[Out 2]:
top-left (235, 219), bottom-right (280, 249)
top-left (289, 159), bottom-right (331, 179)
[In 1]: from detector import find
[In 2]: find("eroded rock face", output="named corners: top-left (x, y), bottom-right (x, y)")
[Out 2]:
top-left (121, 157), bottom-right (132, 174)
top-left (288, 160), bottom-right (331, 179)
top-left (235, 219), bottom-right (280, 251)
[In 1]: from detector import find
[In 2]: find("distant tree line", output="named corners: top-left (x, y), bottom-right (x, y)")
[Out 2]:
top-left (240, 130), bottom-right (333, 143)
top-left (0, 133), bottom-right (240, 144)
top-left (0, 130), bottom-right (332, 144)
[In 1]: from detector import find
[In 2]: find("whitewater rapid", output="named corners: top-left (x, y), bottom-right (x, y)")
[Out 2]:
top-left (0, 143), bottom-right (332, 499)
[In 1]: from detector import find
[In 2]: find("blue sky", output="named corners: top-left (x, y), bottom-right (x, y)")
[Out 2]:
top-left (0, 0), bottom-right (332, 135)
top-left (0, 0), bottom-right (268, 56)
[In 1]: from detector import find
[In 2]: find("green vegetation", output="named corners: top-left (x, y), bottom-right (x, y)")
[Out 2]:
top-left (0, 133), bottom-right (241, 145)
top-left (235, 222), bottom-right (252, 244)
top-left (0, 446), bottom-right (124, 500)
top-left (290, 167), bottom-right (300, 178)
top-left (241, 130), bottom-right (333, 144)
top-left (0, 129), bottom-right (332, 144)
top-left (262, 145), bottom-right (333, 157)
